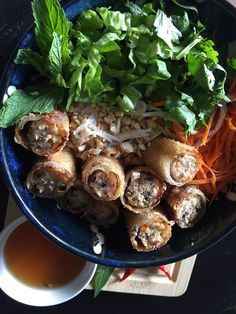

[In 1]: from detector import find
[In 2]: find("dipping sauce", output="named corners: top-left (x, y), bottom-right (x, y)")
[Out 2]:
top-left (4, 221), bottom-right (86, 288)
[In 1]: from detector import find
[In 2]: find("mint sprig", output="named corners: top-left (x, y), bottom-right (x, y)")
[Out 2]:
top-left (0, 84), bottom-right (64, 128)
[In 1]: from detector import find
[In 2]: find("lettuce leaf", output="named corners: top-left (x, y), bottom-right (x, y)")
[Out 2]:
top-left (2, 0), bottom-right (229, 135)
top-left (154, 9), bottom-right (182, 48)
top-left (97, 7), bottom-right (131, 31)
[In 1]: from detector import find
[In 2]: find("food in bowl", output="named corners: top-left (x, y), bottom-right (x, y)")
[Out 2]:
top-left (0, 0), bottom-right (235, 254)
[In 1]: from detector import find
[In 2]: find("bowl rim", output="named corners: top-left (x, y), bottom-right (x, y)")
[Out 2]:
top-left (0, 0), bottom-right (236, 268)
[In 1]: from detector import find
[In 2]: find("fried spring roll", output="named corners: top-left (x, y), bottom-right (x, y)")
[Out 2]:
top-left (124, 207), bottom-right (172, 252)
top-left (81, 156), bottom-right (125, 201)
top-left (26, 149), bottom-right (76, 198)
top-left (167, 186), bottom-right (207, 228)
top-left (57, 180), bottom-right (92, 214)
top-left (84, 200), bottom-right (120, 226)
top-left (15, 111), bottom-right (69, 156)
top-left (121, 167), bottom-right (166, 213)
top-left (143, 138), bottom-right (202, 186)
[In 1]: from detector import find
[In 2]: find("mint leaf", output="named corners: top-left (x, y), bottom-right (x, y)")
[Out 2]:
top-left (32, 0), bottom-right (70, 62)
top-left (47, 32), bottom-right (67, 87)
top-left (48, 32), bottom-right (63, 75)
top-left (93, 265), bottom-right (114, 298)
top-left (14, 49), bottom-right (48, 77)
top-left (0, 84), bottom-right (65, 128)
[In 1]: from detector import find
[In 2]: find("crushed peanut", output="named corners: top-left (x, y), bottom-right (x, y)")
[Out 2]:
top-left (68, 103), bottom-right (163, 160)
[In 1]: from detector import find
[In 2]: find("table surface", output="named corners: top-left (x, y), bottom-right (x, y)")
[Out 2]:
top-left (0, 1), bottom-right (236, 313)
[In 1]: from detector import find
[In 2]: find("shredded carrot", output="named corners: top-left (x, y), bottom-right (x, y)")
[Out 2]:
top-left (151, 100), bottom-right (165, 107)
top-left (170, 79), bottom-right (236, 202)
top-left (198, 111), bottom-right (215, 146)
top-left (226, 117), bottom-right (236, 131)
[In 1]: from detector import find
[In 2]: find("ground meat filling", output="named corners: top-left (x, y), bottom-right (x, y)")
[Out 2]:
top-left (133, 222), bottom-right (165, 250)
top-left (88, 170), bottom-right (119, 199)
top-left (125, 172), bottom-right (162, 209)
top-left (26, 120), bottom-right (63, 153)
top-left (176, 195), bottom-right (203, 226)
top-left (30, 170), bottom-right (68, 195)
top-left (170, 154), bottom-right (197, 183)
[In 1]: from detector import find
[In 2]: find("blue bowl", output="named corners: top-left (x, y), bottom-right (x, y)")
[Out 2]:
top-left (0, 0), bottom-right (236, 268)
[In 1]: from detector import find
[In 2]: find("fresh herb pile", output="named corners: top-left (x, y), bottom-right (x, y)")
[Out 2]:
top-left (0, 0), bottom-right (232, 135)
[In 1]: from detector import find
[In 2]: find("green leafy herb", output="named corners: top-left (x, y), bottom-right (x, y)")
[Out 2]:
top-left (0, 84), bottom-right (65, 128)
top-left (170, 0), bottom-right (198, 14)
top-left (97, 7), bottom-right (131, 31)
top-left (14, 49), bottom-right (49, 77)
top-left (154, 9), bottom-right (182, 48)
top-left (32, 0), bottom-right (70, 62)
top-left (1, 0), bottom-right (229, 135)
top-left (93, 265), bottom-right (114, 298)
top-left (228, 57), bottom-right (236, 70)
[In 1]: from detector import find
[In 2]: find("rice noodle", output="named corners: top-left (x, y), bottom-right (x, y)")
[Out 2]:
top-left (156, 124), bottom-right (178, 140)
top-left (73, 114), bottom-right (152, 143)
top-left (89, 128), bottom-right (152, 142)
top-left (115, 129), bottom-right (152, 142)
top-left (89, 129), bottom-right (120, 142)
top-left (208, 104), bottom-right (227, 138)
top-left (142, 111), bottom-right (165, 118)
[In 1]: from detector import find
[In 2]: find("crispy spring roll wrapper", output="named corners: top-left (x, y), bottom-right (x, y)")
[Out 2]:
top-left (15, 111), bottom-right (69, 156)
top-left (84, 200), bottom-right (120, 226)
top-left (57, 180), bottom-right (92, 214)
top-left (124, 206), bottom-right (172, 252)
top-left (26, 149), bottom-right (76, 198)
top-left (81, 156), bottom-right (125, 201)
top-left (167, 185), bottom-right (207, 228)
top-left (143, 137), bottom-right (202, 186)
top-left (121, 167), bottom-right (166, 213)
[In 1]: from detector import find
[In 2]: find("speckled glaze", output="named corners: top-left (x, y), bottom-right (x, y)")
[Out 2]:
top-left (0, 0), bottom-right (235, 268)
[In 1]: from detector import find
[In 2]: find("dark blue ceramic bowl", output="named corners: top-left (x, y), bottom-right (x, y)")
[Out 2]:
top-left (0, 0), bottom-right (235, 268)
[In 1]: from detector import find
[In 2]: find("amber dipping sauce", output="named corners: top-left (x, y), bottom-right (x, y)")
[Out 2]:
top-left (4, 221), bottom-right (86, 288)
